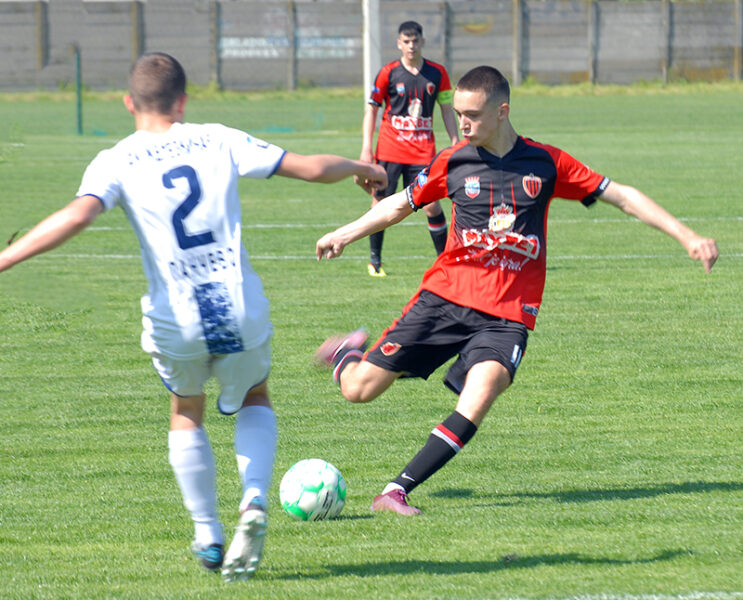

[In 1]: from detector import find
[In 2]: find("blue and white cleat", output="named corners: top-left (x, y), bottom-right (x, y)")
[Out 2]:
top-left (191, 542), bottom-right (224, 572)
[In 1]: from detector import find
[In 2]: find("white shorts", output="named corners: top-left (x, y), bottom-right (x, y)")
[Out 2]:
top-left (151, 334), bottom-right (272, 415)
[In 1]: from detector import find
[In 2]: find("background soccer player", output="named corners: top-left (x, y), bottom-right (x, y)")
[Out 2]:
top-left (0, 52), bottom-right (386, 578)
top-left (356, 20), bottom-right (460, 277)
top-left (317, 65), bottom-right (718, 515)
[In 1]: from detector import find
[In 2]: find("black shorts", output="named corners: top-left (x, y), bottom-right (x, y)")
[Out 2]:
top-left (365, 290), bottom-right (529, 394)
top-left (374, 160), bottom-right (427, 199)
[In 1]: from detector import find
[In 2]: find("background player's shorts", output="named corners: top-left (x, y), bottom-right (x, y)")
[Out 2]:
top-left (151, 333), bottom-right (272, 415)
top-left (374, 160), bottom-right (427, 199)
top-left (365, 290), bottom-right (528, 394)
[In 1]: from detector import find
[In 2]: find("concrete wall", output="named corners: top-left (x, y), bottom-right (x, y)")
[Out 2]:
top-left (0, 0), bottom-right (741, 91)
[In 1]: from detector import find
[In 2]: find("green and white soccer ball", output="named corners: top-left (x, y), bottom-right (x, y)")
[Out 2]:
top-left (279, 458), bottom-right (347, 521)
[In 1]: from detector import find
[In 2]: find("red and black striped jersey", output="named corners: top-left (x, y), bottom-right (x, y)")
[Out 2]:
top-left (405, 137), bottom-right (610, 329)
top-left (369, 58), bottom-right (453, 165)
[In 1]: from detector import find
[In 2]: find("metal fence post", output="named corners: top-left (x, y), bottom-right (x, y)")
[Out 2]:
top-left (661, 0), bottom-right (671, 83)
top-left (587, 0), bottom-right (597, 84)
top-left (287, 0), bottom-right (297, 91)
top-left (131, 1), bottom-right (144, 63)
top-left (209, 1), bottom-right (222, 88)
top-left (441, 1), bottom-right (451, 74)
top-left (35, 0), bottom-right (48, 70)
top-left (735, 0), bottom-right (743, 80)
top-left (512, 0), bottom-right (522, 86)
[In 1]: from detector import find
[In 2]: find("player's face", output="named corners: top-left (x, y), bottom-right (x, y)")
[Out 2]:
top-left (397, 33), bottom-right (423, 61)
top-left (452, 89), bottom-right (504, 148)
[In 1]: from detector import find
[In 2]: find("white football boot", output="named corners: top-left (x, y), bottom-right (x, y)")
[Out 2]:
top-left (221, 503), bottom-right (267, 582)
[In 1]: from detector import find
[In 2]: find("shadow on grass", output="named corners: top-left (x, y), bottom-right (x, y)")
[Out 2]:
top-left (274, 549), bottom-right (685, 580)
top-left (431, 480), bottom-right (743, 505)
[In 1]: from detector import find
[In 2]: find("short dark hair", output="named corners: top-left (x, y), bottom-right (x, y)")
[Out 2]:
top-left (128, 52), bottom-right (186, 114)
top-left (456, 65), bottom-right (511, 105)
top-left (398, 21), bottom-right (423, 37)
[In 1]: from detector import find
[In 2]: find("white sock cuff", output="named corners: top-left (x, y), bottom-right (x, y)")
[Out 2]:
top-left (168, 427), bottom-right (208, 450)
top-left (236, 404), bottom-right (276, 424)
top-left (381, 482), bottom-right (404, 495)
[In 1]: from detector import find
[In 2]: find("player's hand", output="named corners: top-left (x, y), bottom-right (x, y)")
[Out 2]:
top-left (354, 164), bottom-right (387, 195)
top-left (686, 235), bottom-right (719, 273)
top-left (354, 174), bottom-right (374, 195)
top-left (316, 233), bottom-right (346, 261)
top-left (367, 164), bottom-right (387, 190)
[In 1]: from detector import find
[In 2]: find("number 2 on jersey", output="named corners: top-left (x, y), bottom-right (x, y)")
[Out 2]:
top-left (163, 165), bottom-right (216, 250)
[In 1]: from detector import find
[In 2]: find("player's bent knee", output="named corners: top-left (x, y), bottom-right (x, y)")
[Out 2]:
top-left (241, 380), bottom-right (271, 409)
top-left (339, 380), bottom-right (374, 403)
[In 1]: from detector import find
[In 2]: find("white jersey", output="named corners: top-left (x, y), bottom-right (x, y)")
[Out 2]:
top-left (77, 122), bottom-right (286, 359)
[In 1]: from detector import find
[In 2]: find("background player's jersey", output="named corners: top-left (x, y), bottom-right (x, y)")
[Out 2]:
top-left (406, 137), bottom-right (610, 329)
top-left (369, 59), bottom-right (453, 165)
top-left (77, 122), bottom-right (286, 359)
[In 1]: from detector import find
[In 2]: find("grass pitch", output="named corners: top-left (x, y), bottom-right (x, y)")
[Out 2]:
top-left (0, 83), bottom-right (741, 599)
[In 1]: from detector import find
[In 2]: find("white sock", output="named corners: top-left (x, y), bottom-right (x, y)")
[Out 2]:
top-left (168, 427), bottom-right (223, 546)
top-left (382, 482), bottom-right (404, 495)
top-left (234, 405), bottom-right (277, 512)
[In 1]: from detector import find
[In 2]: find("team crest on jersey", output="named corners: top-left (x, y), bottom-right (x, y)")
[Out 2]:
top-left (489, 202), bottom-right (516, 232)
top-left (426, 82), bottom-right (435, 96)
top-left (464, 176), bottom-right (480, 199)
top-left (381, 342), bottom-right (401, 356)
top-left (522, 173), bottom-right (542, 199)
top-left (396, 82), bottom-right (406, 95)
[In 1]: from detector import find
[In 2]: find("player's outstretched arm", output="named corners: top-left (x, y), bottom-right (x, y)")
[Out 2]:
top-left (599, 181), bottom-right (719, 273)
top-left (277, 152), bottom-right (387, 193)
top-left (0, 195), bottom-right (103, 274)
top-left (316, 190), bottom-right (413, 260)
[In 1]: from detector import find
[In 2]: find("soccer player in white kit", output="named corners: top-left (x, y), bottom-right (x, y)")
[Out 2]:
top-left (0, 52), bottom-right (387, 581)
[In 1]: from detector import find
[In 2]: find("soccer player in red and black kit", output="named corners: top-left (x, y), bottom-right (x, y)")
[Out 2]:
top-left (317, 65), bottom-right (718, 515)
top-left (355, 21), bottom-right (459, 277)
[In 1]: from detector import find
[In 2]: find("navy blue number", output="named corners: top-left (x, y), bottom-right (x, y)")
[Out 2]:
top-left (163, 165), bottom-right (215, 250)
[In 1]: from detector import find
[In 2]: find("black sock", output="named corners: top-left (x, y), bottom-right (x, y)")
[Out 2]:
top-left (369, 231), bottom-right (384, 266)
top-left (393, 411), bottom-right (477, 493)
top-left (427, 212), bottom-right (447, 255)
top-left (331, 337), bottom-right (367, 385)
top-left (332, 351), bottom-right (363, 385)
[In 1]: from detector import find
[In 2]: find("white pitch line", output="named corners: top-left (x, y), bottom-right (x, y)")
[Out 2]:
top-left (498, 594), bottom-right (743, 600)
top-left (82, 215), bottom-right (743, 233)
top-left (509, 594), bottom-right (743, 600)
top-left (37, 252), bottom-right (743, 262)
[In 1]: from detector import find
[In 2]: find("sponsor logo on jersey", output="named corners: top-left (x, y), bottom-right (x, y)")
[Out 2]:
top-left (416, 169), bottom-right (428, 187)
top-left (522, 173), bottom-right (542, 198)
top-left (464, 176), bottom-right (480, 198)
top-left (462, 229), bottom-right (540, 260)
top-left (489, 202), bottom-right (516, 232)
top-left (390, 114), bottom-right (433, 131)
top-left (246, 134), bottom-right (270, 149)
top-left (426, 82), bottom-right (436, 96)
top-left (522, 304), bottom-right (539, 317)
top-left (396, 82), bottom-right (406, 95)
top-left (372, 85), bottom-right (380, 94)
top-left (380, 342), bottom-right (402, 356)
top-left (408, 97), bottom-right (423, 119)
